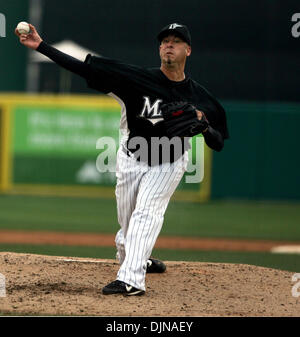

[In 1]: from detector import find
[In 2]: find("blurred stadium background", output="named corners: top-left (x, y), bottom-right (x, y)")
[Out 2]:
top-left (0, 0), bottom-right (300, 272)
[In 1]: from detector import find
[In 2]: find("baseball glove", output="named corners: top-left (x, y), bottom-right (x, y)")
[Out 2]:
top-left (161, 101), bottom-right (209, 138)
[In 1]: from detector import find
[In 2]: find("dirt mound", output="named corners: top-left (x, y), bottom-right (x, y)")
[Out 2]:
top-left (0, 252), bottom-right (298, 316)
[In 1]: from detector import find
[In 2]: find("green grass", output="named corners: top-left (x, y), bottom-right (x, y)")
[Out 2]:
top-left (0, 243), bottom-right (116, 259)
top-left (0, 195), bottom-right (300, 241)
top-left (152, 248), bottom-right (300, 273)
top-left (164, 199), bottom-right (300, 240)
top-left (0, 195), bottom-right (119, 233)
top-left (0, 243), bottom-right (299, 272)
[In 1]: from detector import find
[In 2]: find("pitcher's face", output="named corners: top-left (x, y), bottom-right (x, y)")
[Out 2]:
top-left (159, 34), bottom-right (191, 66)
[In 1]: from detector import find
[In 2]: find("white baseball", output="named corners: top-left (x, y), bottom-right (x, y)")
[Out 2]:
top-left (17, 21), bottom-right (30, 34)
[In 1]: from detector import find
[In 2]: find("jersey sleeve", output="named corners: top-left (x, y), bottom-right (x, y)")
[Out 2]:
top-left (36, 41), bottom-right (93, 79)
top-left (197, 85), bottom-right (229, 140)
top-left (84, 54), bottom-right (148, 94)
top-left (208, 96), bottom-right (229, 140)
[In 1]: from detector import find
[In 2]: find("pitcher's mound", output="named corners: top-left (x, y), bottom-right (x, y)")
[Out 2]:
top-left (0, 252), bottom-right (298, 316)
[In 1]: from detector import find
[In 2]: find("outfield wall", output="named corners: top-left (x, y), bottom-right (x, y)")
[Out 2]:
top-left (0, 94), bottom-right (299, 201)
top-left (0, 94), bottom-right (210, 202)
top-left (0, 1), bottom-right (29, 91)
top-left (213, 101), bottom-right (300, 200)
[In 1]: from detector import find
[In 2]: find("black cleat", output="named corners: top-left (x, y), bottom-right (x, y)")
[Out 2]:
top-left (102, 280), bottom-right (145, 296)
top-left (146, 258), bottom-right (166, 273)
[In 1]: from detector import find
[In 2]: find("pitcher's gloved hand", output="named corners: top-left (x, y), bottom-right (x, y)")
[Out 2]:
top-left (161, 101), bottom-right (209, 138)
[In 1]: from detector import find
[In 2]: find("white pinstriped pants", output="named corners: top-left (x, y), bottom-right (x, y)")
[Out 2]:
top-left (114, 145), bottom-right (188, 291)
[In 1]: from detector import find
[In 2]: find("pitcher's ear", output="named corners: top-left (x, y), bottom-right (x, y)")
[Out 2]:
top-left (186, 45), bottom-right (192, 56)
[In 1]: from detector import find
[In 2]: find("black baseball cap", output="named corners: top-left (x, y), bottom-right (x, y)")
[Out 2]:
top-left (157, 23), bottom-right (191, 46)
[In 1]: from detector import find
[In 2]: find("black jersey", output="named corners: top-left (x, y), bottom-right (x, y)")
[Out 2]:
top-left (84, 55), bottom-right (229, 165)
top-left (35, 42), bottom-right (229, 165)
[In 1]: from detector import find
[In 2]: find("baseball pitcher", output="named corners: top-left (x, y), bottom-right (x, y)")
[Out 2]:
top-left (16, 22), bottom-right (229, 296)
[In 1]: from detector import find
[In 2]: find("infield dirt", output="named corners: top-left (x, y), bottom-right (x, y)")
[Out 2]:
top-left (0, 252), bottom-right (299, 316)
top-left (1, 229), bottom-right (300, 251)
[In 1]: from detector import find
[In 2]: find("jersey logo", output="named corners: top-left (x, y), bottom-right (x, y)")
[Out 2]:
top-left (139, 96), bottom-right (164, 125)
top-left (169, 23), bottom-right (183, 30)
